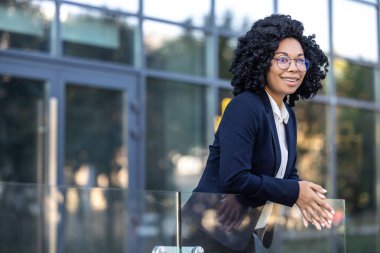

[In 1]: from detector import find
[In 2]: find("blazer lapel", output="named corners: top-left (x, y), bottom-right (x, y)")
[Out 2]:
top-left (259, 92), bottom-right (281, 176)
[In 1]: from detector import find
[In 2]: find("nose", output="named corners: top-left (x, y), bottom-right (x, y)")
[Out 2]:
top-left (288, 59), bottom-right (298, 72)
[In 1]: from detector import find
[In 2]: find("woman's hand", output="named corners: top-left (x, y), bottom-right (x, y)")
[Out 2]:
top-left (296, 181), bottom-right (335, 230)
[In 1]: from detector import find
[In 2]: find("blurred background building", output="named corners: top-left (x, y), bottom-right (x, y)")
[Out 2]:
top-left (0, 0), bottom-right (379, 252)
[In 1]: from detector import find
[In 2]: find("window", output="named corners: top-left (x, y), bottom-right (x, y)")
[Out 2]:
top-left (61, 4), bottom-right (137, 65)
top-left (146, 78), bottom-right (207, 192)
top-left (144, 21), bottom-right (207, 76)
top-left (0, 0), bottom-right (53, 52)
top-left (0, 75), bottom-right (47, 183)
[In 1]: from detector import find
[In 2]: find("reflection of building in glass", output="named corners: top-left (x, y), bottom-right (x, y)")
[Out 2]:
top-left (0, 0), bottom-right (379, 252)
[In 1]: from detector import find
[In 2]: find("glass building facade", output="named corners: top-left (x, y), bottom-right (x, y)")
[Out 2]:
top-left (0, 0), bottom-right (379, 252)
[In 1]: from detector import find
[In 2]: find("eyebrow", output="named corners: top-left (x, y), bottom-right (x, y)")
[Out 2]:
top-left (274, 52), bottom-right (305, 57)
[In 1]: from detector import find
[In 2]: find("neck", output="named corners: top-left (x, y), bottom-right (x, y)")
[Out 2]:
top-left (264, 88), bottom-right (285, 108)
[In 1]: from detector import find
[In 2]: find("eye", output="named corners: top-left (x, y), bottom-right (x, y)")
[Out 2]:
top-left (277, 56), bottom-right (290, 64)
top-left (296, 58), bottom-right (306, 65)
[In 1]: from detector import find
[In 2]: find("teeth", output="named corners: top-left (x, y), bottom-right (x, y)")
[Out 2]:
top-left (283, 78), bottom-right (297, 82)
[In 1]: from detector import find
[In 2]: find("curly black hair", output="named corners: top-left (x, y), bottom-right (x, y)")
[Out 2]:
top-left (229, 14), bottom-right (328, 107)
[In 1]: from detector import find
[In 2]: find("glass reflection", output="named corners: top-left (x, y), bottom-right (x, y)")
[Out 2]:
top-left (333, 0), bottom-right (377, 62)
top-left (146, 79), bottom-right (207, 192)
top-left (278, 0), bottom-right (329, 53)
top-left (0, 183), bottom-right (45, 253)
top-left (0, 183), bottom-right (347, 253)
top-left (215, 0), bottom-right (273, 33)
top-left (181, 192), bottom-right (345, 252)
top-left (144, 0), bottom-right (211, 27)
top-left (144, 21), bottom-right (206, 76)
top-left (62, 188), bottom-right (178, 253)
top-left (336, 107), bottom-right (376, 249)
top-left (61, 4), bottom-right (137, 65)
top-left (218, 36), bottom-right (236, 80)
top-left (0, 75), bottom-right (46, 183)
top-left (70, 0), bottom-right (139, 13)
top-left (65, 85), bottom-right (128, 189)
top-left (0, 0), bottom-right (53, 52)
top-left (335, 58), bottom-right (375, 101)
top-left (295, 102), bottom-right (327, 187)
top-left (0, 182), bottom-right (179, 253)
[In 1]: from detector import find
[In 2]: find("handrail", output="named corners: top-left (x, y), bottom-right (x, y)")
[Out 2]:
top-left (152, 246), bottom-right (204, 253)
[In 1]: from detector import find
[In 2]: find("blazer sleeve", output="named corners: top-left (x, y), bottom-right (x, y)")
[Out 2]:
top-left (287, 154), bottom-right (300, 180)
top-left (218, 96), bottom-right (299, 207)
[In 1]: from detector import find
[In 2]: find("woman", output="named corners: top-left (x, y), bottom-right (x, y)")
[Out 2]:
top-left (186, 14), bottom-right (335, 252)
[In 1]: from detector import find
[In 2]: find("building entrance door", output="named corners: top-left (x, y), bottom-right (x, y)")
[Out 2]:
top-left (0, 58), bottom-right (139, 189)
top-left (0, 57), bottom-right (140, 253)
top-left (57, 67), bottom-right (139, 253)
top-left (58, 68), bottom-right (138, 189)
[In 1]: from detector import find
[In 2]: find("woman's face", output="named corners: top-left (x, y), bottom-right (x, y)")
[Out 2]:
top-left (265, 37), bottom-right (306, 105)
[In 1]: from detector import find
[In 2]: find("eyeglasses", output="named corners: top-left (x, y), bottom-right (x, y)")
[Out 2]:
top-left (272, 56), bottom-right (310, 72)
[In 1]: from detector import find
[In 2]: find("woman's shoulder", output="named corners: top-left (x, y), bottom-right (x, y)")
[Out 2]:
top-left (229, 90), bottom-right (264, 109)
top-left (221, 91), bottom-right (266, 125)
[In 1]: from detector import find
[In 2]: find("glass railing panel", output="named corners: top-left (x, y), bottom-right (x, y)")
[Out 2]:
top-left (181, 192), bottom-right (345, 253)
top-left (276, 199), bottom-right (345, 253)
top-left (0, 182), bottom-right (45, 253)
top-left (0, 182), bottom-right (345, 253)
top-left (60, 185), bottom-right (117, 253)
top-left (0, 182), bottom-right (180, 253)
top-left (122, 189), bottom-right (179, 253)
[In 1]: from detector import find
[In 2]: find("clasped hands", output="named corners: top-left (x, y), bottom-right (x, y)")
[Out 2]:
top-left (216, 181), bottom-right (336, 232)
top-left (296, 181), bottom-right (335, 230)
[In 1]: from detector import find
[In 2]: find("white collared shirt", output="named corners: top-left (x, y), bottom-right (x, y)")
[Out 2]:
top-left (265, 91), bottom-right (289, 179)
top-left (255, 92), bottom-right (289, 230)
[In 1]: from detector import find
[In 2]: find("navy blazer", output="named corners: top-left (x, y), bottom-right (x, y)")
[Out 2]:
top-left (194, 90), bottom-right (300, 207)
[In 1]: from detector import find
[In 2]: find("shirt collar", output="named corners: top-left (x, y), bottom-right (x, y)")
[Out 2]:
top-left (265, 91), bottom-right (289, 124)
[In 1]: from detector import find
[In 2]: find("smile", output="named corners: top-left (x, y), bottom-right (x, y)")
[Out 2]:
top-left (282, 77), bottom-right (299, 82)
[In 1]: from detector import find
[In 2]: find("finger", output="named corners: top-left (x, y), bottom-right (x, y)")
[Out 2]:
top-left (307, 206), bottom-right (325, 226)
top-left (320, 207), bottom-right (333, 225)
top-left (218, 199), bottom-right (228, 214)
top-left (316, 192), bottom-right (326, 199)
top-left (233, 211), bottom-right (246, 228)
top-left (312, 218), bottom-right (322, 231)
top-left (309, 183), bottom-right (327, 194)
top-left (302, 217), bottom-right (308, 228)
top-left (320, 204), bottom-right (334, 220)
top-left (217, 208), bottom-right (226, 220)
top-left (314, 209), bottom-right (329, 227)
top-left (218, 208), bottom-right (231, 224)
top-left (313, 204), bottom-right (329, 222)
top-left (224, 211), bottom-right (237, 228)
top-left (230, 215), bottom-right (244, 230)
top-left (301, 208), bottom-right (313, 223)
top-left (217, 207), bottom-right (226, 219)
top-left (219, 215), bottom-right (232, 232)
top-left (221, 223), bottom-right (231, 232)
top-left (320, 201), bottom-right (336, 215)
top-left (224, 207), bottom-right (241, 228)
top-left (323, 216), bottom-right (332, 229)
top-left (315, 206), bottom-right (333, 226)
top-left (312, 198), bottom-right (332, 221)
